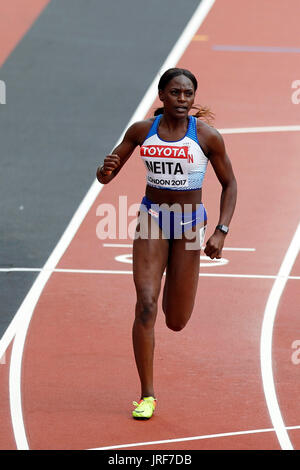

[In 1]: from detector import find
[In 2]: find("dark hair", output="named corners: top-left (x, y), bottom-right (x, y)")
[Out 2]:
top-left (154, 67), bottom-right (214, 125)
top-left (158, 68), bottom-right (198, 92)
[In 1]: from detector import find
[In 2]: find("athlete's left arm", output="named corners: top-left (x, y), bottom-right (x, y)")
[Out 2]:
top-left (204, 128), bottom-right (237, 259)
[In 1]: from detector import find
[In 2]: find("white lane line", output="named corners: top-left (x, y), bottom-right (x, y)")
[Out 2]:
top-left (0, 267), bottom-right (299, 280)
top-left (219, 125), bottom-right (300, 134)
top-left (8, 181), bottom-right (105, 450)
top-left (102, 243), bottom-right (256, 251)
top-left (5, 0), bottom-right (216, 451)
top-left (260, 222), bottom-right (300, 450)
top-left (90, 424), bottom-right (300, 450)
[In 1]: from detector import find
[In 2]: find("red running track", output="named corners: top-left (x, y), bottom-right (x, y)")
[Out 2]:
top-left (1, 0), bottom-right (300, 450)
top-left (0, 0), bottom-right (50, 67)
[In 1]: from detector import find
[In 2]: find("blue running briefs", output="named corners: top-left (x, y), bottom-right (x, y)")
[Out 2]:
top-left (139, 196), bottom-right (207, 241)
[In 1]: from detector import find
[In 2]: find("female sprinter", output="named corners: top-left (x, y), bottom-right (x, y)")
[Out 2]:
top-left (96, 68), bottom-right (237, 420)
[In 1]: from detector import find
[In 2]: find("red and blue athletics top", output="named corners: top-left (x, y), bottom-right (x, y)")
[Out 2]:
top-left (140, 114), bottom-right (208, 191)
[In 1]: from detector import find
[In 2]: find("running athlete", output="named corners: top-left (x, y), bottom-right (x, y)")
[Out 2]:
top-left (96, 68), bottom-right (237, 420)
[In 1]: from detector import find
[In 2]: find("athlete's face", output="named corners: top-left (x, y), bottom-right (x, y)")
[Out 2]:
top-left (159, 75), bottom-right (195, 117)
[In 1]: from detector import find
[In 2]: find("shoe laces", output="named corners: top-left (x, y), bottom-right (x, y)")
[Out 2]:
top-left (133, 397), bottom-right (156, 408)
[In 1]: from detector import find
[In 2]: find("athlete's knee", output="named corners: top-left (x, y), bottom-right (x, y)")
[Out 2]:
top-left (165, 317), bottom-right (188, 332)
top-left (135, 295), bottom-right (157, 327)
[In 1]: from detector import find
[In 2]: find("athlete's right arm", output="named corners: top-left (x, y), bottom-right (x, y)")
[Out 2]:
top-left (96, 120), bottom-right (151, 184)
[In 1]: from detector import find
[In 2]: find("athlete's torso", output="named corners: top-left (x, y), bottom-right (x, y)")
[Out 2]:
top-left (140, 114), bottom-right (208, 192)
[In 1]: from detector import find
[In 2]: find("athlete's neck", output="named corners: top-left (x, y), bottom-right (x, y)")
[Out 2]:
top-left (160, 114), bottom-right (189, 132)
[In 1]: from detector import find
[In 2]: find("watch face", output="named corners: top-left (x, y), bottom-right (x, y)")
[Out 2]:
top-left (217, 225), bottom-right (229, 233)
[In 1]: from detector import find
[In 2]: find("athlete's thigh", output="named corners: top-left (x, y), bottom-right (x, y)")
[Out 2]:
top-left (162, 234), bottom-right (201, 320)
top-left (133, 211), bottom-right (169, 298)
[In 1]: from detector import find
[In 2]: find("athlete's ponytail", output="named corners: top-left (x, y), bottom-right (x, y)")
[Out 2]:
top-left (154, 107), bottom-right (164, 116)
top-left (153, 68), bottom-right (215, 125)
top-left (190, 105), bottom-right (215, 126)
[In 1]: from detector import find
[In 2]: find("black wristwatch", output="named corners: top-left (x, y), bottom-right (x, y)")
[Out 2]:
top-left (216, 224), bottom-right (229, 234)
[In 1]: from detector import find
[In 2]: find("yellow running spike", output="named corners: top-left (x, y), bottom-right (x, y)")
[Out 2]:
top-left (132, 396), bottom-right (157, 419)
